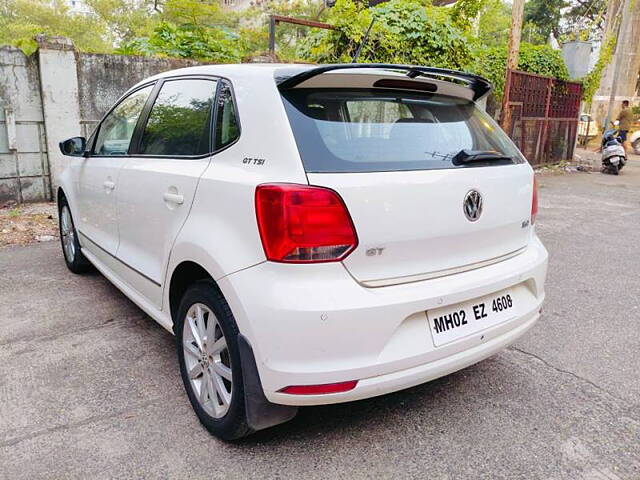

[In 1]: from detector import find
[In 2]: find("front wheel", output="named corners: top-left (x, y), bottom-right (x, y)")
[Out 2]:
top-left (58, 198), bottom-right (92, 273)
top-left (175, 280), bottom-right (252, 441)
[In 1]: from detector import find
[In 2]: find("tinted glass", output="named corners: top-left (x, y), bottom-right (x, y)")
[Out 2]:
top-left (215, 82), bottom-right (240, 150)
top-left (281, 89), bottom-right (526, 173)
top-left (139, 79), bottom-right (217, 156)
top-left (93, 85), bottom-right (153, 156)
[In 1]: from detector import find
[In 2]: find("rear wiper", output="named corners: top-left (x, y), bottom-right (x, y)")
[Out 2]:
top-left (452, 149), bottom-right (513, 166)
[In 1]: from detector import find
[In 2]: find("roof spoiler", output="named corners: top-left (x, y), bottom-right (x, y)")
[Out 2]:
top-left (276, 63), bottom-right (493, 101)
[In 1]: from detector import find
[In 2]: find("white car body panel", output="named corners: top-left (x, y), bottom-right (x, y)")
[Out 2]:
top-left (220, 235), bottom-right (546, 405)
top-left (308, 164), bottom-right (533, 285)
top-left (57, 63), bottom-right (548, 408)
top-left (76, 157), bottom-right (127, 255)
top-left (115, 156), bottom-right (212, 307)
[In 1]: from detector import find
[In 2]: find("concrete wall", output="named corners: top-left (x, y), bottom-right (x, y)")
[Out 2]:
top-left (76, 53), bottom-right (202, 138)
top-left (0, 47), bottom-right (50, 203)
top-left (0, 37), bottom-right (202, 203)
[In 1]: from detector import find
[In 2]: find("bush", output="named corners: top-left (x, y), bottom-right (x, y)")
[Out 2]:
top-left (116, 22), bottom-right (243, 63)
top-left (471, 42), bottom-right (570, 99)
top-left (297, 0), bottom-right (471, 69)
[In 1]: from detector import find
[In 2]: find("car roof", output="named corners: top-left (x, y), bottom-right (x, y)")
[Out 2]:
top-left (129, 63), bottom-right (489, 102)
top-left (137, 63), bottom-right (314, 84)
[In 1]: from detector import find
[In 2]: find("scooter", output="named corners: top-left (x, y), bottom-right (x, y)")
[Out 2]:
top-left (601, 129), bottom-right (627, 175)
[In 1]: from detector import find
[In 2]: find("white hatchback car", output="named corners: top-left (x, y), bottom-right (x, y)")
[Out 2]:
top-left (58, 63), bottom-right (548, 440)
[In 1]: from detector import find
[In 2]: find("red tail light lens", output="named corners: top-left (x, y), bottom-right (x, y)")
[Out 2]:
top-left (531, 176), bottom-right (538, 225)
top-left (279, 381), bottom-right (358, 395)
top-left (255, 183), bottom-right (358, 263)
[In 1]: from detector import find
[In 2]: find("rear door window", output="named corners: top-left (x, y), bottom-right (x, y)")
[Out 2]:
top-left (138, 78), bottom-right (217, 156)
top-left (280, 89), bottom-right (525, 173)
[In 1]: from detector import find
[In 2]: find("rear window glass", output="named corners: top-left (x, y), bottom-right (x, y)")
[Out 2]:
top-left (139, 79), bottom-right (217, 156)
top-left (280, 89), bottom-right (526, 173)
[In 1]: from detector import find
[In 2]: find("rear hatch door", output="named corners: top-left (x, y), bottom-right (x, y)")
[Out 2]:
top-left (308, 165), bottom-right (533, 285)
top-left (279, 73), bottom-right (534, 286)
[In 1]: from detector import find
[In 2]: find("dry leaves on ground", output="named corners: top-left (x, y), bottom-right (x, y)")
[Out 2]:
top-left (0, 202), bottom-right (58, 248)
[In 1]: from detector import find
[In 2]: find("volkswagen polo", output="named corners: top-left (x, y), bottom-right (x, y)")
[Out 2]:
top-left (57, 63), bottom-right (548, 440)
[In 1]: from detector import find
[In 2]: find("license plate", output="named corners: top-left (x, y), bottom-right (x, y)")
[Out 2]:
top-left (427, 289), bottom-right (519, 346)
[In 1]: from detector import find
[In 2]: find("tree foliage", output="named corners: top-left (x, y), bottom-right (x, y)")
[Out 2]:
top-left (476, 0), bottom-right (512, 48)
top-left (297, 0), bottom-right (471, 68)
top-left (0, 0), bottom-right (580, 101)
top-left (471, 42), bottom-right (570, 98)
top-left (562, 0), bottom-right (607, 42)
top-left (523, 0), bottom-right (565, 44)
top-left (0, 0), bottom-right (112, 54)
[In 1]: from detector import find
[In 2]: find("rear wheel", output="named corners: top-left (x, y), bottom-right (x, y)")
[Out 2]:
top-left (175, 280), bottom-right (252, 441)
top-left (58, 198), bottom-right (92, 273)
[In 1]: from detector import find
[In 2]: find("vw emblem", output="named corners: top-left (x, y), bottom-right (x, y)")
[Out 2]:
top-left (463, 190), bottom-right (483, 222)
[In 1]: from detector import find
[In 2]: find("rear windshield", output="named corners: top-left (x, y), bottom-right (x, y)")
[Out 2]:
top-left (280, 89), bottom-right (526, 173)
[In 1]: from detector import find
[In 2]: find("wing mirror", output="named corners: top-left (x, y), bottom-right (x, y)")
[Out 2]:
top-left (59, 137), bottom-right (88, 157)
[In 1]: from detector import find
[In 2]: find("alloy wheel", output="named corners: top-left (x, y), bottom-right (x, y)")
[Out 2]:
top-left (60, 206), bottom-right (76, 263)
top-left (182, 303), bottom-right (233, 418)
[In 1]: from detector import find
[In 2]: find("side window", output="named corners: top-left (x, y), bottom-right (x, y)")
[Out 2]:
top-left (215, 81), bottom-right (240, 150)
top-left (93, 85), bottom-right (153, 156)
top-left (138, 79), bottom-right (217, 156)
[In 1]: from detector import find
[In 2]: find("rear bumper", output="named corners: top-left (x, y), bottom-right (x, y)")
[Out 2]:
top-left (219, 235), bottom-right (548, 406)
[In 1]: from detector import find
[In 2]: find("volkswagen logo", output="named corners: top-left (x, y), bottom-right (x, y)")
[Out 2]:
top-left (463, 190), bottom-right (483, 222)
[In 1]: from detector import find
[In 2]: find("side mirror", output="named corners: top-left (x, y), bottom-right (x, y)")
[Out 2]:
top-left (59, 137), bottom-right (87, 157)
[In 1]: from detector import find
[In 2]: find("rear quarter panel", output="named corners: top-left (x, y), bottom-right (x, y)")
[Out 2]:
top-left (164, 72), bottom-right (308, 332)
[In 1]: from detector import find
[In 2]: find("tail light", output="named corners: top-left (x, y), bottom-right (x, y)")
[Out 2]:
top-left (531, 176), bottom-right (538, 225)
top-left (279, 380), bottom-right (358, 395)
top-left (255, 183), bottom-right (358, 263)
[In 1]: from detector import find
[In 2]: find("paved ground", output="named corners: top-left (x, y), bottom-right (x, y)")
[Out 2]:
top-left (1, 155), bottom-right (639, 479)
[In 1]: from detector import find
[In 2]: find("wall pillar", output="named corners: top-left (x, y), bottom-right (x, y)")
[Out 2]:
top-left (36, 35), bottom-right (82, 192)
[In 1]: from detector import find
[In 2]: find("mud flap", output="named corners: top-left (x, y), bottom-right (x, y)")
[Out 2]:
top-left (237, 334), bottom-right (298, 432)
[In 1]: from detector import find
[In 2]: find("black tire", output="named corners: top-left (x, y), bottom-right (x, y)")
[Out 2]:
top-left (58, 196), bottom-right (92, 274)
top-left (175, 280), bottom-right (252, 441)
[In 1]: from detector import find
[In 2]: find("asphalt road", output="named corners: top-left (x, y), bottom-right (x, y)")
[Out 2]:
top-left (1, 156), bottom-right (639, 479)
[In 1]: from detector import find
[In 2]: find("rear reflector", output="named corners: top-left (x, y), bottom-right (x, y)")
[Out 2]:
top-left (531, 176), bottom-right (538, 225)
top-left (255, 183), bottom-right (358, 263)
top-left (279, 381), bottom-right (358, 395)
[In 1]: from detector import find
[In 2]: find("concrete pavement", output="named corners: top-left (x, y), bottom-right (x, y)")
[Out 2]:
top-left (1, 159), bottom-right (639, 479)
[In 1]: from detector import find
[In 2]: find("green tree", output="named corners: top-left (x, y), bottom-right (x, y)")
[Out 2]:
top-left (476, 0), bottom-right (512, 48)
top-left (560, 0), bottom-right (607, 42)
top-left (236, 0), bottom-right (327, 60)
top-left (297, 0), bottom-right (471, 68)
top-left (85, 0), bottom-right (159, 43)
top-left (117, 21), bottom-right (243, 62)
top-left (523, 0), bottom-right (565, 44)
top-left (0, 0), bottom-right (112, 54)
top-left (116, 0), bottom-right (250, 61)
top-left (471, 42), bottom-right (570, 98)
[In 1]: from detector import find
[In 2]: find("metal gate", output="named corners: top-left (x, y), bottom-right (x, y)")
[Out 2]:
top-left (501, 69), bottom-right (582, 165)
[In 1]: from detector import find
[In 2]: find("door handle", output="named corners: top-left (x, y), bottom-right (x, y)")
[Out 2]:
top-left (103, 180), bottom-right (116, 191)
top-left (163, 192), bottom-right (184, 205)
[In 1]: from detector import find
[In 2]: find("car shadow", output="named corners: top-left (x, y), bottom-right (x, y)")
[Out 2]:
top-left (233, 358), bottom-right (504, 447)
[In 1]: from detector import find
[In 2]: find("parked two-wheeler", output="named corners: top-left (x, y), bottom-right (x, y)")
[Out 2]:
top-left (601, 129), bottom-right (627, 175)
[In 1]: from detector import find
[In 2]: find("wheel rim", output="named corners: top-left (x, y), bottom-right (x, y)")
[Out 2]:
top-left (60, 206), bottom-right (76, 262)
top-left (182, 303), bottom-right (233, 419)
